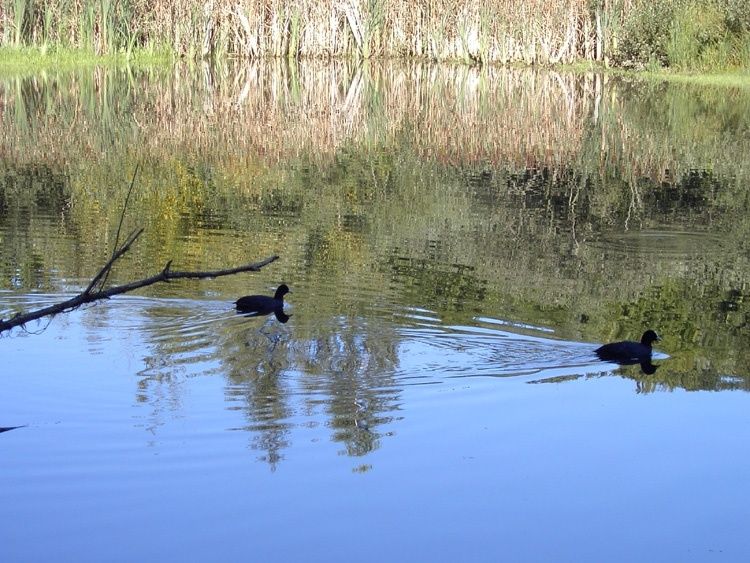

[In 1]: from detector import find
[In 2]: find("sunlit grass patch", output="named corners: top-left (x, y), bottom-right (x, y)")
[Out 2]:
top-left (642, 69), bottom-right (750, 88)
top-left (0, 46), bottom-right (173, 74)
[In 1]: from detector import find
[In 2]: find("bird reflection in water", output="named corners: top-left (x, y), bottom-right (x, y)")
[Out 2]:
top-left (242, 308), bottom-right (290, 324)
top-left (612, 358), bottom-right (659, 375)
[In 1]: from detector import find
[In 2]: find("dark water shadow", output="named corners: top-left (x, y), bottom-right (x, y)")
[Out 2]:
top-left (236, 308), bottom-right (291, 324)
top-left (611, 358), bottom-right (659, 375)
top-left (0, 425), bottom-right (26, 434)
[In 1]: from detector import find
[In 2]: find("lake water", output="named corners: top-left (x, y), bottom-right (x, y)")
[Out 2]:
top-left (2, 62), bottom-right (750, 562)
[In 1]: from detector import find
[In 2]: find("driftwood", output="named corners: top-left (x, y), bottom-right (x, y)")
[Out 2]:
top-left (0, 228), bottom-right (279, 334)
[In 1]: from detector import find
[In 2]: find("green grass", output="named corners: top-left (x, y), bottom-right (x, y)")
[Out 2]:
top-left (0, 45), bottom-right (174, 73)
top-left (573, 60), bottom-right (750, 88)
top-left (558, 61), bottom-right (609, 72)
top-left (641, 69), bottom-right (750, 87)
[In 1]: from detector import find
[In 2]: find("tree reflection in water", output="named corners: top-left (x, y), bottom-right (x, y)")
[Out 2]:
top-left (217, 314), bottom-right (402, 467)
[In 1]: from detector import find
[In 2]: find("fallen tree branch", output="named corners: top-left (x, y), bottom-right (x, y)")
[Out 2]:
top-left (0, 231), bottom-right (279, 334)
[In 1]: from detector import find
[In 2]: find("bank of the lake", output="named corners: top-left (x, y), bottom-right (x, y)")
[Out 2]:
top-left (1, 0), bottom-right (749, 70)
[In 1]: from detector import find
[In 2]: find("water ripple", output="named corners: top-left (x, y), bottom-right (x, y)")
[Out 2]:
top-left (395, 316), bottom-right (605, 383)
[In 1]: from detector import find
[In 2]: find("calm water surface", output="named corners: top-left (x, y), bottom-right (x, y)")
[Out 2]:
top-left (2, 63), bottom-right (750, 561)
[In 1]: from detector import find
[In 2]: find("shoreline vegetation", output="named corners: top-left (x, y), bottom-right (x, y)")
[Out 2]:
top-left (0, 0), bottom-right (748, 72)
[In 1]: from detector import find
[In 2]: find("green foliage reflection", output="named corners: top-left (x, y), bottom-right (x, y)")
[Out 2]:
top-left (1, 63), bottom-right (749, 394)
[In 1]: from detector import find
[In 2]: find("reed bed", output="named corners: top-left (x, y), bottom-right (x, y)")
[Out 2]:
top-left (0, 0), bottom-right (624, 64)
top-left (3, 1), bottom-right (748, 68)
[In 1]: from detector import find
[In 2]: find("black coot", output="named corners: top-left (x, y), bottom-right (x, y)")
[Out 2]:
top-left (235, 284), bottom-right (291, 323)
top-left (595, 330), bottom-right (660, 363)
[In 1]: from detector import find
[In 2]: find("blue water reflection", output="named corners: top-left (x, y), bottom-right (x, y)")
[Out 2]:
top-left (2, 294), bottom-right (749, 561)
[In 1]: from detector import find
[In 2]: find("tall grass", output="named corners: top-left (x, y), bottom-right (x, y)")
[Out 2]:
top-left (0, 0), bottom-right (611, 65)
top-left (12, 0), bottom-right (27, 47)
top-left (0, 1), bottom-right (748, 68)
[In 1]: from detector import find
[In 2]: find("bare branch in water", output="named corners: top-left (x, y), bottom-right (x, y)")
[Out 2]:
top-left (0, 233), bottom-right (279, 334)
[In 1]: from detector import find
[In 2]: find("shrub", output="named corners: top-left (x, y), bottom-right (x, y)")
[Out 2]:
top-left (615, 0), bottom-right (750, 69)
top-left (723, 0), bottom-right (750, 33)
top-left (615, 1), bottom-right (676, 67)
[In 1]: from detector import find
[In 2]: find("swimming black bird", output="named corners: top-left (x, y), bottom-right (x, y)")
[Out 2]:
top-left (595, 330), bottom-right (660, 363)
top-left (235, 284), bottom-right (291, 323)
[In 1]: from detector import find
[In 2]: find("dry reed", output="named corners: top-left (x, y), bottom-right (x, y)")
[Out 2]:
top-left (0, 0), bottom-right (628, 64)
